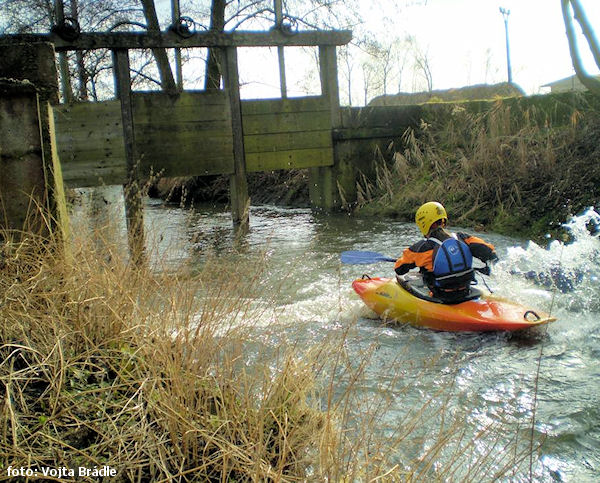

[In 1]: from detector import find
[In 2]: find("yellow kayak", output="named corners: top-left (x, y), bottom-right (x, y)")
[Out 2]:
top-left (352, 275), bottom-right (557, 332)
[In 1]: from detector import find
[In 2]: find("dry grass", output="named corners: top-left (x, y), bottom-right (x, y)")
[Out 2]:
top-left (356, 100), bottom-right (600, 238)
top-left (0, 219), bottom-right (541, 481)
top-left (0, 226), bottom-right (326, 481)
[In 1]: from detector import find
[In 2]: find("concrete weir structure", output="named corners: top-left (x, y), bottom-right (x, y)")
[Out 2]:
top-left (0, 25), bottom-right (352, 257)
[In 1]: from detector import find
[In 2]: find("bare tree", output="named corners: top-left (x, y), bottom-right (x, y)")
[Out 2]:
top-left (139, 0), bottom-right (176, 92)
top-left (561, 0), bottom-right (600, 95)
top-left (407, 34), bottom-right (433, 92)
top-left (338, 45), bottom-right (355, 105)
top-left (361, 59), bottom-right (381, 106)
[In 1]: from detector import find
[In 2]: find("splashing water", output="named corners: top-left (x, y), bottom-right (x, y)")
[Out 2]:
top-left (497, 207), bottom-right (600, 312)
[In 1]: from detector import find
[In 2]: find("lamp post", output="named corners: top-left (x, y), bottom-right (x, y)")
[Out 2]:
top-left (499, 7), bottom-right (513, 83)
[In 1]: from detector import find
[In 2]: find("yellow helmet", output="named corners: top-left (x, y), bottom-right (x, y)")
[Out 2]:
top-left (415, 201), bottom-right (448, 236)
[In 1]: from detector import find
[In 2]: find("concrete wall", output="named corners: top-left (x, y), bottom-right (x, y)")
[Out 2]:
top-left (0, 43), bottom-right (69, 238)
top-left (0, 81), bottom-right (48, 231)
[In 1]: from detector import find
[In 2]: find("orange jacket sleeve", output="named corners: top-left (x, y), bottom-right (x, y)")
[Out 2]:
top-left (394, 240), bottom-right (435, 274)
top-left (459, 234), bottom-right (498, 263)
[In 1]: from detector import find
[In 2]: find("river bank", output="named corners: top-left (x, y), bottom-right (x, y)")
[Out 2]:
top-left (354, 100), bottom-right (600, 241)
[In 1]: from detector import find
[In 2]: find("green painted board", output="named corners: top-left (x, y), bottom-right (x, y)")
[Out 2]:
top-left (141, 155), bottom-right (235, 178)
top-left (60, 158), bottom-right (127, 187)
top-left (244, 130), bottom-right (331, 153)
top-left (241, 96), bottom-right (328, 115)
top-left (242, 110), bottom-right (331, 135)
top-left (246, 147), bottom-right (333, 172)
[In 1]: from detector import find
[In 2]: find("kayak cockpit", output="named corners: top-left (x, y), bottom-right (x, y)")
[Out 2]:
top-left (396, 273), bottom-right (483, 305)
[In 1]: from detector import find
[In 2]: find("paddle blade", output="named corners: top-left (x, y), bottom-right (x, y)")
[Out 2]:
top-left (340, 250), bottom-right (397, 264)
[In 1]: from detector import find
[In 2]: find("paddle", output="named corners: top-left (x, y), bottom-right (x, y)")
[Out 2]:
top-left (340, 250), bottom-right (397, 264)
top-left (340, 250), bottom-right (491, 275)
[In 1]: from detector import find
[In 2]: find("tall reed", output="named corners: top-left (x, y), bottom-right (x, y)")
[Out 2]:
top-left (356, 100), bottom-right (599, 238)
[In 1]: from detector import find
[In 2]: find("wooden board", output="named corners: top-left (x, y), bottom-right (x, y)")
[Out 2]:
top-left (54, 92), bottom-right (235, 186)
top-left (242, 97), bottom-right (333, 171)
top-left (246, 148), bottom-right (333, 172)
top-left (54, 93), bottom-right (334, 187)
top-left (54, 100), bottom-right (128, 186)
top-left (133, 92), bottom-right (234, 178)
top-left (5, 30), bottom-right (353, 52)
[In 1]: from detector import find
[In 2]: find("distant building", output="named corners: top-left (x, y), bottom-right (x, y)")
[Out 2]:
top-left (542, 74), bottom-right (600, 93)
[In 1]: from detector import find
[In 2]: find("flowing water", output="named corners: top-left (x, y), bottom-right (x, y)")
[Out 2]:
top-left (73, 189), bottom-right (599, 482)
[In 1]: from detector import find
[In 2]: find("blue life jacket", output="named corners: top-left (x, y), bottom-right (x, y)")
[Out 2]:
top-left (430, 234), bottom-right (474, 289)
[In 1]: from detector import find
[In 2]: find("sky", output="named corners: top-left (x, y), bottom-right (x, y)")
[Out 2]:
top-left (230, 0), bottom-right (600, 102)
top-left (380, 0), bottom-right (600, 95)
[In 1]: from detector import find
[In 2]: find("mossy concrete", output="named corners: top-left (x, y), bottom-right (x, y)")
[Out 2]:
top-left (0, 44), bottom-right (69, 241)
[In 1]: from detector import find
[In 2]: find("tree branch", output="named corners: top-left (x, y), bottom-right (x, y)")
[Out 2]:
top-left (140, 0), bottom-right (176, 93)
top-left (561, 0), bottom-right (600, 95)
top-left (570, 0), bottom-right (600, 68)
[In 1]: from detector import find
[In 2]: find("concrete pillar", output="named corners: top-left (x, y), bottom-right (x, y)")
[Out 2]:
top-left (0, 43), bottom-right (69, 241)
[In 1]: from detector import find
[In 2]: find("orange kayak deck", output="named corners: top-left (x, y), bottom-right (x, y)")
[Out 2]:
top-left (352, 277), bottom-right (557, 332)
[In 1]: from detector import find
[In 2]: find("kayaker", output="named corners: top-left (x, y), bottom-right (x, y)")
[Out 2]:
top-left (394, 201), bottom-right (498, 302)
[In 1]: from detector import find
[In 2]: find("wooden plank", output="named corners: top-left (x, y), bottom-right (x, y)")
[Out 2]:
top-left (61, 159), bottom-right (127, 188)
top-left (135, 126), bottom-right (233, 142)
top-left (3, 30), bottom-right (353, 51)
top-left (114, 48), bottom-right (145, 264)
top-left (310, 45), bottom-right (340, 210)
top-left (133, 100), bottom-right (231, 123)
top-left (246, 147), bottom-right (333, 172)
top-left (241, 96), bottom-right (327, 115)
top-left (58, 147), bottom-right (125, 161)
top-left (54, 100), bottom-right (122, 129)
top-left (244, 130), bottom-right (331, 153)
top-left (141, 155), bottom-right (234, 178)
top-left (58, 137), bottom-right (124, 155)
top-left (134, 90), bottom-right (229, 106)
top-left (61, 145), bottom-right (234, 185)
top-left (136, 138), bottom-right (234, 166)
top-left (319, 45), bottom-right (341, 128)
top-left (135, 121), bottom-right (232, 134)
top-left (242, 110), bottom-right (330, 135)
top-left (224, 46), bottom-right (249, 228)
top-left (134, 104), bottom-right (230, 122)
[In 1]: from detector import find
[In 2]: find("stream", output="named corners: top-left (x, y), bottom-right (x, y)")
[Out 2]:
top-left (73, 188), bottom-right (600, 482)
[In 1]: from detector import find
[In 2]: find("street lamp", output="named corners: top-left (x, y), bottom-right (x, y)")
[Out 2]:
top-left (499, 7), bottom-right (513, 84)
